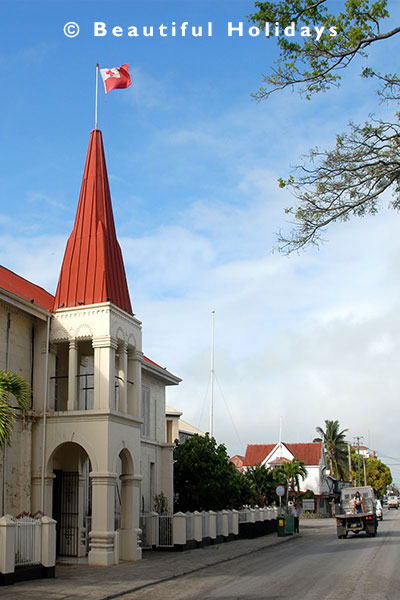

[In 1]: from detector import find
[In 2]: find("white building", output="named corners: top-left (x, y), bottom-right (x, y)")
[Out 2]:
top-left (243, 441), bottom-right (335, 511)
top-left (0, 129), bottom-right (181, 566)
top-left (165, 405), bottom-right (205, 444)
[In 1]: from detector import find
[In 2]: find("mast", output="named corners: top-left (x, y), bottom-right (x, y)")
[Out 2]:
top-left (209, 310), bottom-right (215, 438)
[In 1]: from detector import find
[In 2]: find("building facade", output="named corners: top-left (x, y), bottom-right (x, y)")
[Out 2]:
top-left (242, 441), bottom-right (335, 512)
top-left (0, 129), bottom-right (180, 566)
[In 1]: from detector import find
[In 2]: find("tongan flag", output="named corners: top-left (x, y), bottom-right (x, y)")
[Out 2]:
top-left (100, 64), bottom-right (131, 93)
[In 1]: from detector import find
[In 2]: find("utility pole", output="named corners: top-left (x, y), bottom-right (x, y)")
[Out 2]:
top-left (354, 436), bottom-right (364, 486)
top-left (347, 442), bottom-right (353, 485)
top-left (363, 456), bottom-right (368, 486)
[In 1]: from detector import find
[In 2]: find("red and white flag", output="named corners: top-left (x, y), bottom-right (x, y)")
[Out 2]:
top-left (100, 64), bottom-right (131, 93)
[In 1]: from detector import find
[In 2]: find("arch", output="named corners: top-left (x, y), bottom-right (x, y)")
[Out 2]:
top-left (47, 441), bottom-right (92, 559)
top-left (47, 435), bottom-right (98, 473)
top-left (115, 327), bottom-right (127, 343)
top-left (127, 333), bottom-right (137, 348)
top-left (112, 444), bottom-right (135, 476)
top-left (75, 323), bottom-right (94, 339)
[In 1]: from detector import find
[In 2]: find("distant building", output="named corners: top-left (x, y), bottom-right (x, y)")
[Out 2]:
top-left (165, 405), bottom-right (205, 444)
top-left (230, 455), bottom-right (245, 472)
top-left (352, 444), bottom-right (376, 459)
top-left (242, 441), bottom-right (335, 513)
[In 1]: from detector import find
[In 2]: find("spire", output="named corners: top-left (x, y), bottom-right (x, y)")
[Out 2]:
top-left (54, 129), bottom-right (132, 314)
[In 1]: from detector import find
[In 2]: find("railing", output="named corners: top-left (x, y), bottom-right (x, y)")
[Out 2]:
top-left (51, 374), bottom-right (123, 411)
top-left (158, 516), bottom-right (173, 547)
top-left (139, 514), bottom-right (153, 549)
top-left (138, 507), bottom-right (278, 551)
top-left (238, 509), bottom-right (250, 522)
top-left (13, 515), bottom-right (42, 567)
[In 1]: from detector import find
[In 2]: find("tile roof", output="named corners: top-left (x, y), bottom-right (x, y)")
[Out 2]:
top-left (0, 265), bottom-right (54, 311)
top-left (243, 444), bottom-right (275, 466)
top-left (244, 442), bottom-right (323, 466)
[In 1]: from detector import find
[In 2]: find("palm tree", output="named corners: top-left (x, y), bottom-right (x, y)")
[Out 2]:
top-left (0, 370), bottom-right (30, 448)
top-left (313, 419), bottom-right (348, 480)
top-left (276, 458), bottom-right (307, 509)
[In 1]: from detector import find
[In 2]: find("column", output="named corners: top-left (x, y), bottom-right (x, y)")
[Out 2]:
top-left (88, 472), bottom-right (117, 566)
top-left (119, 474), bottom-right (143, 561)
top-left (118, 342), bottom-right (128, 413)
top-left (68, 340), bottom-right (78, 411)
top-left (127, 349), bottom-right (143, 416)
top-left (92, 336), bottom-right (118, 411)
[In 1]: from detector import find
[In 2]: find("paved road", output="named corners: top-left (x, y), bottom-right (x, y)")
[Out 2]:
top-left (124, 509), bottom-right (400, 600)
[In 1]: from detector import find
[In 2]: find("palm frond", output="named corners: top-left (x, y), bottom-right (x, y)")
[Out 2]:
top-left (0, 401), bottom-right (15, 447)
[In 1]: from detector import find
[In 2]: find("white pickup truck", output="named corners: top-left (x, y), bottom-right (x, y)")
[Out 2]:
top-left (336, 486), bottom-right (378, 538)
top-left (387, 495), bottom-right (399, 509)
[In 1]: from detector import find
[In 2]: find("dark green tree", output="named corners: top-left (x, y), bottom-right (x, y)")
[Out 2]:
top-left (248, 0), bottom-right (400, 253)
top-left (173, 434), bottom-right (241, 512)
top-left (313, 419), bottom-right (348, 479)
top-left (242, 462), bottom-right (280, 505)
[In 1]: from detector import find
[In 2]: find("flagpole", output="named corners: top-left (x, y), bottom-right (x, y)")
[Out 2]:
top-left (210, 310), bottom-right (215, 438)
top-left (95, 63), bottom-right (99, 129)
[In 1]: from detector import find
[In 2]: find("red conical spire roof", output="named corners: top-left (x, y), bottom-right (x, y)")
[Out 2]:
top-left (54, 129), bottom-right (132, 313)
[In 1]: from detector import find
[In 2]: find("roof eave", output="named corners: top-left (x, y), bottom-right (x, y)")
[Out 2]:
top-left (0, 288), bottom-right (51, 321)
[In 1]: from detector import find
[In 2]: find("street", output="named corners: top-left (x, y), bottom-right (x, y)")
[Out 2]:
top-left (124, 509), bottom-right (400, 600)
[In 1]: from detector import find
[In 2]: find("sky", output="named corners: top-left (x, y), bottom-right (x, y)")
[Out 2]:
top-left (1, 0), bottom-right (400, 482)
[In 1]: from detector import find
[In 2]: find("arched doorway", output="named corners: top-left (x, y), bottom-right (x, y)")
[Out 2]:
top-left (49, 442), bottom-right (91, 558)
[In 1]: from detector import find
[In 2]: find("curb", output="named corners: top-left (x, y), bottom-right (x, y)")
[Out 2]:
top-left (101, 534), bottom-right (299, 600)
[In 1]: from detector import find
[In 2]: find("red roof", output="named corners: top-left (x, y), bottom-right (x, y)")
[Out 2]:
top-left (0, 265), bottom-right (54, 311)
top-left (244, 442), bottom-right (323, 467)
top-left (244, 444), bottom-right (275, 466)
top-left (53, 129), bottom-right (132, 314)
top-left (143, 356), bottom-right (164, 370)
top-left (286, 443), bottom-right (323, 465)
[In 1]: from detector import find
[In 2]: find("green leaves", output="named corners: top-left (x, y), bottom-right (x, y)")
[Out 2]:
top-left (314, 419), bottom-right (349, 480)
top-left (0, 370), bottom-right (30, 449)
top-left (249, 0), bottom-right (400, 252)
top-left (173, 433), bottom-right (242, 511)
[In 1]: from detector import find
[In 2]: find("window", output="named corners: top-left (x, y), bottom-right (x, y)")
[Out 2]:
top-left (141, 387), bottom-right (150, 438)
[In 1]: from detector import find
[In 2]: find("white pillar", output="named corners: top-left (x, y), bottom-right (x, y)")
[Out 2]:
top-left (118, 342), bottom-right (128, 413)
top-left (88, 472), bottom-right (117, 566)
top-left (193, 511), bottom-right (202, 543)
top-left (0, 515), bottom-right (15, 575)
top-left (127, 349), bottom-right (142, 416)
top-left (208, 510), bottom-right (216, 541)
top-left (93, 337), bottom-right (118, 411)
top-left (119, 474), bottom-right (142, 561)
top-left (173, 512), bottom-right (187, 546)
top-left (41, 516), bottom-right (56, 568)
top-left (68, 340), bottom-right (78, 411)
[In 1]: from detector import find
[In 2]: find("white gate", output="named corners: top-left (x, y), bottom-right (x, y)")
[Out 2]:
top-left (158, 516), bottom-right (173, 547)
top-left (13, 515), bottom-right (42, 567)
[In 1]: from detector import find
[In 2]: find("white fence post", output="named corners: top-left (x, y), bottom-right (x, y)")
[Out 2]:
top-left (151, 512), bottom-right (159, 547)
top-left (208, 510), bottom-right (216, 541)
top-left (173, 512), bottom-right (187, 547)
top-left (193, 511), bottom-right (202, 543)
top-left (221, 510), bottom-right (229, 538)
top-left (41, 516), bottom-right (56, 568)
top-left (232, 509), bottom-right (239, 535)
top-left (249, 508), bottom-right (256, 523)
top-left (0, 515), bottom-right (15, 575)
